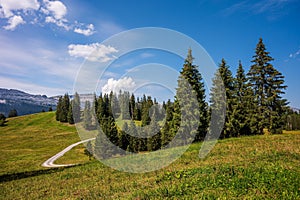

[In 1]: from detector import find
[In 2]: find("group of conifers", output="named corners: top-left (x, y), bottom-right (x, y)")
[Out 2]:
top-left (55, 38), bottom-right (296, 158)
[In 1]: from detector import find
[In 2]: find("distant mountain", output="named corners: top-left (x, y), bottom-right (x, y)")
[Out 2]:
top-left (0, 88), bottom-right (57, 117)
top-left (291, 107), bottom-right (300, 113)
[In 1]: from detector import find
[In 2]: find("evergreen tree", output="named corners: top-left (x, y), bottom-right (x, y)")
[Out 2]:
top-left (72, 92), bottom-right (81, 123)
top-left (134, 98), bottom-right (142, 121)
top-left (209, 69), bottom-right (226, 140)
top-left (119, 91), bottom-right (131, 120)
top-left (161, 100), bottom-right (174, 146)
top-left (0, 113), bottom-right (6, 126)
top-left (128, 120), bottom-right (138, 152)
top-left (67, 101), bottom-right (74, 124)
top-left (56, 96), bottom-right (63, 121)
top-left (141, 96), bottom-right (153, 126)
top-left (83, 101), bottom-right (92, 130)
top-left (248, 38), bottom-right (288, 134)
top-left (59, 94), bottom-right (70, 122)
top-left (216, 59), bottom-right (235, 138)
top-left (111, 92), bottom-right (120, 119)
top-left (147, 110), bottom-right (161, 151)
top-left (96, 94), bottom-right (104, 122)
top-left (130, 93), bottom-right (136, 119)
top-left (95, 116), bottom-right (120, 158)
top-left (102, 116), bottom-right (119, 146)
top-left (173, 48), bottom-right (208, 143)
top-left (170, 97), bottom-right (182, 144)
top-left (8, 109), bottom-right (18, 118)
top-left (231, 61), bottom-right (253, 136)
top-left (286, 109), bottom-right (300, 130)
top-left (119, 122), bottom-right (130, 151)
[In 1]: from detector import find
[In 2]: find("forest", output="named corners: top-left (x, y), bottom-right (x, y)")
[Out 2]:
top-left (55, 38), bottom-right (299, 159)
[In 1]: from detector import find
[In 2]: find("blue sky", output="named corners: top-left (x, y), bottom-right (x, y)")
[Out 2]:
top-left (0, 0), bottom-right (299, 107)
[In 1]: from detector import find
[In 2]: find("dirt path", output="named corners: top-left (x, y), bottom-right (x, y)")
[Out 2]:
top-left (42, 138), bottom-right (95, 168)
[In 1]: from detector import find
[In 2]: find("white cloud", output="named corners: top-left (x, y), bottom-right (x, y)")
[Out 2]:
top-left (289, 48), bottom-right (300, 59)
top-left (0, 0), bottom-right (40, 18)
top-left (102, 77), bottom-right (136, 94)
top-left (0, 0), bottom-right (94, 34)
top-left (74, 24), bottom-right (95, 36)
top-left (68, 43), bottom-right (118, 62)
top-left (45, 15), bottom-right (69, 30)
top-left (43, 0), bottom-right (66, 20)
top-left (223, 0), bottom-right (294, 19)
top-left (42, 0), bottom-right (70, 30)
top-left (0, 34), bottom-right (80, 95)
top-left (3, 15), bottom-right (25, 30)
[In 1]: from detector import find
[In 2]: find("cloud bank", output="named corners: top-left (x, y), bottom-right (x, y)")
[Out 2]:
top-left (0, 0), bottom-right (95, 35)
top-left (102, 77), bottom-right (136, 94)
top-left (68, 43), bottom-right (118, 62)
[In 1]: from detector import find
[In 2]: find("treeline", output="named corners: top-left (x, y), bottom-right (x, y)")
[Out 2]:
top-left (0, 109), bottom-right (18, 126)
top-left (55, 93), bottom-right (80, 124)
top-left (56, 38), bottom-right (297, 158)
top-left (83, 91), bottom-right (167, 156)
top-left (285, 109), bottom-right (300, 131)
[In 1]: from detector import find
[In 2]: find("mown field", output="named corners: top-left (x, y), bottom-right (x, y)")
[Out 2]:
top-left (0, 112), bottom-right (299, 199)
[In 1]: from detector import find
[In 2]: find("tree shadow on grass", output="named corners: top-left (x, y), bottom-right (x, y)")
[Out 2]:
top-left (0, 164), bottom-right (82, 183)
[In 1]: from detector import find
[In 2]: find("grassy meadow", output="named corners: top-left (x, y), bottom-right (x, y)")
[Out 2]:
top-left (0, 112), bottom-right (299, 199)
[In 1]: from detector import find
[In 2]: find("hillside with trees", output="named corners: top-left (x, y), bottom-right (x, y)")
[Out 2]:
top-left (55, 38), bottom-right (295, 158)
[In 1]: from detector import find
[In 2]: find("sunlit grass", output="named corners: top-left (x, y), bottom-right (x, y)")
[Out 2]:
top-left (0, 112), bottom-right (299, 199)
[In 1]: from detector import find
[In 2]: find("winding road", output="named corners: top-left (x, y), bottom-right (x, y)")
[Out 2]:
top-left (42, 138), bottom-right (95, 168)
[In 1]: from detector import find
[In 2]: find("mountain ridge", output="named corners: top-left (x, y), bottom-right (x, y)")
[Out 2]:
top-left (0, 88), bottom-right (57, 117)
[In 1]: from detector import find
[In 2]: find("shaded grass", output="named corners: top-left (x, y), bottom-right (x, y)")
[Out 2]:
top-left (0, 113), bottom-right (299, 199)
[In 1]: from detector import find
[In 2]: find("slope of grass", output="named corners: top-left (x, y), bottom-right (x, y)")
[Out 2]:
top-left (0, 112), bottom-right (299, 199)
top-left (0, 112), bottom-right (88, 175)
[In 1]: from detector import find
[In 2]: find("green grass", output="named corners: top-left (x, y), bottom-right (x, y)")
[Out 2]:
top-left (0, 112), bottom-right (300, 199)
top-left (0, 112), bottom-right (88, 175)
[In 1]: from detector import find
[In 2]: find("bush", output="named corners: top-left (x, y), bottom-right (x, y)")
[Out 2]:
top-left (8, 109), bottom-right (18, 118)
top-left (0, 113), bottom-right (6, 126)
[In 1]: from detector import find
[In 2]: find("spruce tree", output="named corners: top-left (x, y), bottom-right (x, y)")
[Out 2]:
top-left (0, 113), bottom-right (6, 126)
top-left (56, 96), bottom-right (63, 121)
top-left (73, 92), bottom-right (81, 123)
top-left (119, 91), bottom-right (131, 120)
top-left (94, 115), bottom-right (119, 159)
top-left (231, 61), bottom-right (253, 136)
top-left (146, 110), bottom-right (161, 151)
top-left (128, 120), bottom-right (138, 152)
top-left (119, 122), bottom-right (130, 151)
top-left (8, 109), bottom-right (18, 118)
top-left (161, 99), bottom-right (174, 146)
top-left (173, 48), bottom-right (208, 143)
top-left (59, 94), bottom-right (70, 122)
top-left (248, 38), bottom-right (288, 134)
top-left (141, 96), bottom-right (153, 127)
top-left (111, 92), bottom-right (120, 119)
top-left (83, 101), bottom-right (92, 130)
top-left (209, 69), bottom-right (226, 140)
top-left (216, 59), bottom-right (235, 138)
top-left (67, 101), bottom-right (74, 124)
top-left (130, 93), bottom-right (136, 119)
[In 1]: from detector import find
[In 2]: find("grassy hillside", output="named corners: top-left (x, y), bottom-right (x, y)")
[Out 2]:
top-left (0, 112), bottom-right (88, 175)
top-left (0, 112), bottom-right (299, 199)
